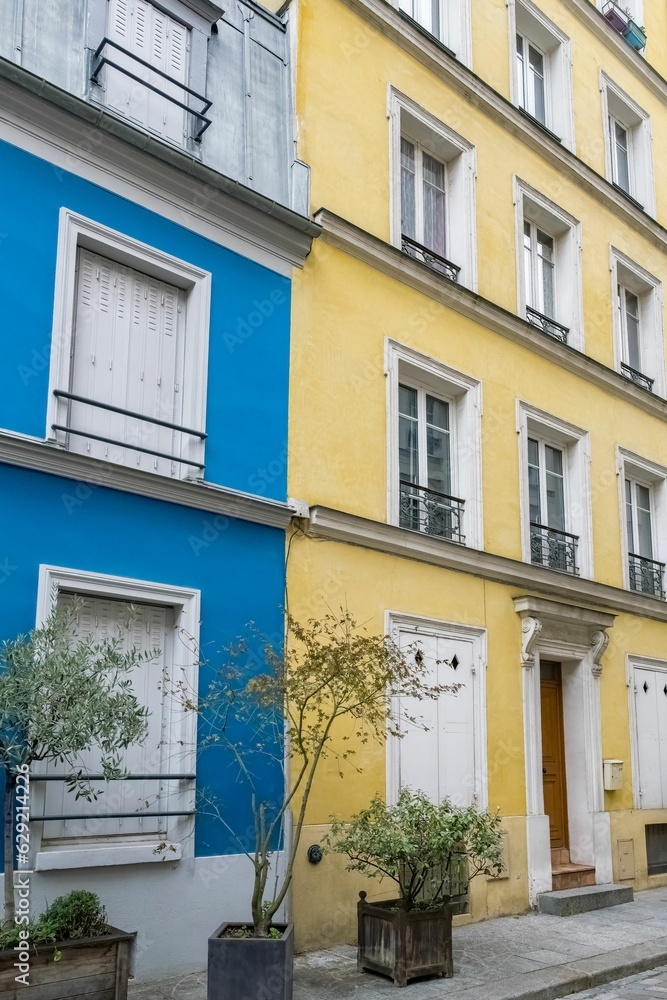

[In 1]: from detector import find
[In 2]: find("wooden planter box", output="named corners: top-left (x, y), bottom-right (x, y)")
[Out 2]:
top-left (0, 927), bottom-right (135, 1000)
top-left (357, 892), bottom-right (453, 988)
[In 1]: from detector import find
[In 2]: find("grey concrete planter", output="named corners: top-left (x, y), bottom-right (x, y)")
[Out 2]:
top-left (357, 892), bottom-right (453, 987)
top-left (0, 926), bottom-right (135, 1000)
top-left (207, 923), bottom-right (293, 1000)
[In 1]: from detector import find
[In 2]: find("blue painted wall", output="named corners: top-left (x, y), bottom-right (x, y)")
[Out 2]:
top-left (0, 138), bottom-right (290, 501)
top-left (0, 462), bottom-right (286, 859)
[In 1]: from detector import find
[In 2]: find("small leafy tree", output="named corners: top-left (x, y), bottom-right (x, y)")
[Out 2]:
top-left (325, 788), bottom-right (504, 910)
top-left (180, 612), bottom-right (452, 938)
top-left (0, 600), bottom-right (153, 926)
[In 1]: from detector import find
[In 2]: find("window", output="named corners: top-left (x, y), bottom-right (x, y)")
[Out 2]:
top-left (88, 0), bottom-right (216, 148)
top-left (646, 825), bottom-right (667, 875)
top-left (610, 248), bottom-right (665, 395)
top-left (33, 566), bottom-right (199, 870)
top-left (628, 657), bottom-right (667, 811)
top-left (509, 1), bottom-right (575, 149)
top-left (387, 340), bottom-right (483, 550)
top-left (47, 210), bottom-right (211, 480)
top-left (601, 73), bottom-right (655, 214)
top-left (390, 89), bottom-right (477, 290)
top-left (619, 450), bottom-right (667, 599)
top-left (396, 0), bottom-right (472, 65)
top-left (387, 614), bottom-right (487, 809)
top-left (518, 403), bottom-right (592, 577)
top-left (515, 179), bottom-right (582, 348)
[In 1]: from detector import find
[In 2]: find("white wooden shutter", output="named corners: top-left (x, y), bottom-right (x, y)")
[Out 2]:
top-left (69, 248), bottom-right (188, 477)
top-left (105, 0), bottom-right (189, 146)
top-left (395, 630), bottom-right (477, 807)
top-left (634, 667), bottom-right (667, 809)
top-left (41, 595), bottom-right (173, 845)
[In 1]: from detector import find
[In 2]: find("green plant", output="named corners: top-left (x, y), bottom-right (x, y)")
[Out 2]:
top-left (325, 788), bottom-right (505, 910)
top-left (0, 890), bottom-right (107, 951)
top-left (0, 601), bottom-right (154, 927)
top-left (179, 612), bottom-right (453, 937)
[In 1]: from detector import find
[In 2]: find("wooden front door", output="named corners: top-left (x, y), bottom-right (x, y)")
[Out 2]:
top-left (540, 661), bottom-right (569, 850)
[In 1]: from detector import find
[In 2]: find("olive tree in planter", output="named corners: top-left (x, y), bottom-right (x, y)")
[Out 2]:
top-left (179, 612), bottom-right (449, 1000)
top-left (0, 600), bottom-right (152, 999)
top-left (326, 789), bottom-right (505, 987)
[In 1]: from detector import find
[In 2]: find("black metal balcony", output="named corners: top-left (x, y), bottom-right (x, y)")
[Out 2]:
top-left (525, 306), bottom-right (569, 344)
top-left (401, 235), bottom-right (460, 282)
top-left (530, 522), bottom-right (579, 575)
top-left (91, 38), bottom-right (212, 141)
top-left (400, 481), bottom-right (465, 543)
top-left (629, 553), bottom-right (666, 599)
top-left (621, 362), bottom-right (654, 392)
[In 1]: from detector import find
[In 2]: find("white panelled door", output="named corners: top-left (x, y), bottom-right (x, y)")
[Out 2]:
top-left (41, 595), bottom-right (172, 846)
top-left (69, 248), bottom-right (187, 476)
top-left (634, 666), bottom-right (667, 809)
top-left (105, 0), bottom-right (190, 147)
top-left (394, 627), bottom-right (479, 807)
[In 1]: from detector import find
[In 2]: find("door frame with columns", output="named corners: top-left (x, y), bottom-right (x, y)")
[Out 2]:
top-left (515, 596), bottom-right (615, 903)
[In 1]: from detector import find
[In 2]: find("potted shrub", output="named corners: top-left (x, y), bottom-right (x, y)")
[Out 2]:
top-left (177, 613), bottom-right (451, 1000)
top-left (0, 600), bottom-right (153, 995)
top-left (326, 789), bottom-right (505, 988)
top-left (0, 890), bottom-right (135, 1000)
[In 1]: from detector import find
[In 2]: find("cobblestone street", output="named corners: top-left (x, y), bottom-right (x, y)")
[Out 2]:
top-left (566, 966), bottom-right (667, 999)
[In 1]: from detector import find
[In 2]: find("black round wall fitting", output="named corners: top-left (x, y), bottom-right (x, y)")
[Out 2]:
top-left (307, 844), bottom-right (323, 865)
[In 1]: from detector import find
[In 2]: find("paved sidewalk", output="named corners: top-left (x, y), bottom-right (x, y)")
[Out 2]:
top-left (130, 887), bottom-right (667, 1000)
top-left (564, 964), bottom-right (667, 998)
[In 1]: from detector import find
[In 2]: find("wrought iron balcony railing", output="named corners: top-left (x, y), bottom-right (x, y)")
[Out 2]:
top-left (621, 362), bottom-right (654, 392)
top-left (91, 37), bottom-right (212, 141)
top-left (530, 522), bottom-right (579, 575)
top-left (628, 552), bottom-right (666, 599)
top-left (401, 235), bottom-right (461, 282)
top-left (525, 306), bottom-right (570, 344)
top-left (399, 481), bottom-right (465, 543)
top-left (52, 389), bottom-right (207, 469)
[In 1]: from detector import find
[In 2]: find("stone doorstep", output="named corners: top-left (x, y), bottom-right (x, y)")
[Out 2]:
top-left (538, 883), bottom-right (634, 917)
top-left (551, 863), bottom-right (597, 892)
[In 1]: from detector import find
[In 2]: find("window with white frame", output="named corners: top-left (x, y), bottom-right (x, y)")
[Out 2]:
top-left (628, 657), bottom-right (667, 811)
top-left (390, 89), bottom-right (477, 290)
top-left (515, 179), bottom-right (582, 348)
top-left (47, 210), bottom-right (211, 480)
top-left (601, 73), bottom-right (655, 214)
top-left (387, 340), bottom-right (482, 550)
top-left (610, 248), bottom-right (664, 395)
top-left (518, 403), bottom-right (592, 578)
top-left (387, 614), bottom-right (487, 810)
top-left (619, 451), bottom-right (667, 600)
top-left (396, 0), bottom-right (471, 64)
top-left (89, 0), bottom-right (215, 148)
top-left (33, 566), bottom-right (199, 870)
top-left (509, 1), bottom-right (575, 148)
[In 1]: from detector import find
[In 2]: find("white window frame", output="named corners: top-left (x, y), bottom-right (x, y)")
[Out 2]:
top-left (609, 247), bottom-right (665, 396)
top-left (508, 0), bottom-right (575, 151)
top-left (617, 448), bottom-right (667, 594)
top-left (47, 208), bottom-right (211, 480)
top-left (514, 177), bottom-right (583, 350)
top-left (32, 565), bottom-right (200, 871)
top-left (627, 654), bottom-right (667, 811)
top-left (386, 339), bottom-right (483, 550)
top-left (393, 0), bottom-right (472, 67)
top-left (385, 611), bottom-right (488, 809)
top-left (517, 401), bottom-right (593, 578)
top-left (600, 72), bottom-right (655, 216)
top-left (388, 87), bottom-right (477, 291)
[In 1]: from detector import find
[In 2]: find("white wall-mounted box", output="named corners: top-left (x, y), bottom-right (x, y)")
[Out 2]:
top-left (603, 759), bottom-right (624, 790)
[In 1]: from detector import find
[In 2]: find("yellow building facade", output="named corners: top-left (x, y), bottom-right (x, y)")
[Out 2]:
top-left (279, 0), bottom-right (667, 949)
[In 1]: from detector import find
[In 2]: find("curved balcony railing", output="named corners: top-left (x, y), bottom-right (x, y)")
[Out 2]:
top-left (399, 480), bottom-right (465, 543)
top-left (401, 235), bottom-right (461, 282)
top-left (530, 522), bottom-right (579, 575)
top-left (621, 362), bottom-right (654, 392)
top-left (525, 306), bottom-right (569, 344)
top-left (628, 553), bottom-right (666, 599)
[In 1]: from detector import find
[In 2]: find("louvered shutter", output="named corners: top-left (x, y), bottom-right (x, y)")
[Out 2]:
top-left (40, 596), bottom-right (171, 845)
top-left (105, 0), bottom-right (189, 146)
top-left (635, 668), bottom-right (667, 809)
top-left (69, 248), bottom-right (188, 477)
top-left (395, 631), bottom-right (477, 807)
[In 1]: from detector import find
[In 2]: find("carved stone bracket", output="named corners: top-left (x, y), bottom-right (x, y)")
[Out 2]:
top-left (590, 629), bottom-right (610, 675)
top-left (521, 616), bottom-right (543, 668)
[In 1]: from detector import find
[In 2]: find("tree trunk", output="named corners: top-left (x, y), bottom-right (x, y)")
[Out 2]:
top-left (3, 772), bottom-right (15, 929)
